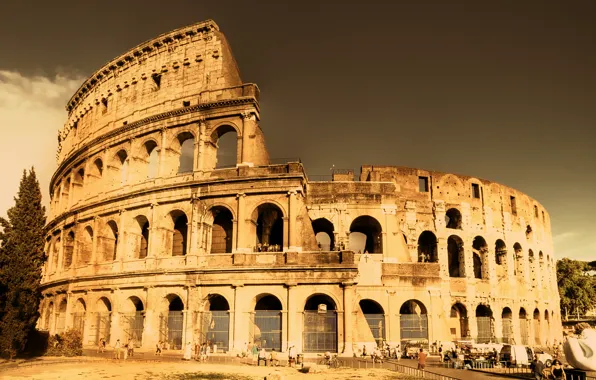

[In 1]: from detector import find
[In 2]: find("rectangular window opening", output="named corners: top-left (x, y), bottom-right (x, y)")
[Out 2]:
top-left (472, 183), bottom-right (480, 199)
top-left (542, 211), bottom-right (545, 223)
top-left (418, 176), bottom-right (429, 192)
top-left (101, 98), bottom-right (108, 114)
top-left (510, 196), bottom-right (517, 215)
top-left (534, 205), bottom-right (538, 218)
top-left (183, 100), bottom-right (191, 107)
top-left (152, 73), bottom-right (162, 88)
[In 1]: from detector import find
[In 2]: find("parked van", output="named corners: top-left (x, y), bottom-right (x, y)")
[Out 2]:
top-left (499, 345), bottom-right (553, 367)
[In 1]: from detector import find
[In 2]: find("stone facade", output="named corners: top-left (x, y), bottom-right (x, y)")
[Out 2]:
top-left (39, 20), bottom-right (562, 355)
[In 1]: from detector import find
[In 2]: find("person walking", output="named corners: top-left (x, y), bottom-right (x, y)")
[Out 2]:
top-left (258, 347), bottom-right (267, 366)
top-left (123, 341), bottom-right (129, 360)
top-left (128, 338), bottom-right (135, 358)
top-left (114, 339), bottom-right (121, 360)
top-left (155, 341), bottom-right (162, 356)
top-left (251, 343), bottom-right (259, 365)
top-left (417, 348), bottom-right (427, 370)
top-left (288, 345), bottom-right (296, 367)
top-left (532, 355), bottom-right (545, 380)
top-left (438, 345), bottom-right (443, 362)
top-left (549, 360), bottom-right (566, 380)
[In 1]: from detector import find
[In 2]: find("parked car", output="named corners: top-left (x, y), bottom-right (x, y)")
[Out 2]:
top-left (499, 345), bottom-right (553, 367)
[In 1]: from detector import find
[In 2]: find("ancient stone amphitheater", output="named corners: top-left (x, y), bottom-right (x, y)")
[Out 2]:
top-left (39, 20), bottom-right (562, 355)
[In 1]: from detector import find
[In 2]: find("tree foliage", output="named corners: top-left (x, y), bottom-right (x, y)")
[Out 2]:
top-left (557, 258), bottom-right (596, 319)
top-left (0, 168), bottom-right (46, 359)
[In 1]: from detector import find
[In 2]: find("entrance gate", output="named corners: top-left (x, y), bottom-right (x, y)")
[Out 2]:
top-left (364, 313), bottom-right (385, 347)
top-left (502, 318), bottom-right (513, 344)
top-left (160, 312), bottom-right (183, 350)
top-left (399, 314), bottom-right (428, 340)
top-left (253, 311), bottom-right (282, 351)
top-left (72, 312), bottom-right (85, 336)
top-left (89, 312), bottom-right (111, 345)
top-left (476, 317), bottom-right (493, 343)
top-left (122, 312), bottom-right (144, 347)
top-left (303, 311), bottom-right (337, 353)
top-left (200, 311), bottom-right (229, 352)
top-left (520, 319), bottom-right (529, 345)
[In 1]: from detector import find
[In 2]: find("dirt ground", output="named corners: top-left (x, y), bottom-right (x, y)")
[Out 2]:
top-left (0, 360), bottom-right (419, 380)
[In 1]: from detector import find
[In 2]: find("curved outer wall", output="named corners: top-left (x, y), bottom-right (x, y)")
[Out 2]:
top-left (39, 21), bottom-right (562, 355)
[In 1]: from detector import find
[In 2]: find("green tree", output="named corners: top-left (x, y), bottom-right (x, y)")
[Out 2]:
top-left (0, 168), bottom-right (46, 359)
top-left (557, 258), bottom-right (596, 320)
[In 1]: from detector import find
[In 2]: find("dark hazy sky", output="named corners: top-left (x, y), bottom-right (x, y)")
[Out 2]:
top-left (0, 0), bottom-right (594, 260)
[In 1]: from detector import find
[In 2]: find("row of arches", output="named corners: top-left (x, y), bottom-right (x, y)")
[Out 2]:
top-left (52, 127), bottom-right (239, 215)
top-left (312, 216), bottom-right (383, 253)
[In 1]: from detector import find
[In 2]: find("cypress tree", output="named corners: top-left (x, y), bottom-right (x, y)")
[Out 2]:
top-left (0, 168), bottom-right (46, 359)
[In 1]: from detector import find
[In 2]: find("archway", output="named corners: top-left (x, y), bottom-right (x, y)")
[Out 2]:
top-left (472, 236), bottom-right (488, 279)
top-left (253, 203), bottom-right (284, 252)
top-left (79, 226), bottom-right (93, 265)
top-left (122, 296), bottom-right (144, 347)
top-left (359, 299), bottom-right (385, 347)
top-left (161, 295), bottom-right (184, 350)
top-left (502, 307), bottom-right (513, 343)
top-left (145, 140), bottom-right (159, 179)
top-left (131, 216), bottom-right (150, 259)
top-left (447, 235), bottom-right (465, 278)
top-left (349, 215), bottom-right (382, 253)
top-left (212, 126), bottom-right (238, 168)
top-left (52, 237), bottom-right (60, 273)
top-left (45, 302), bottom-right (54, 331)
top-left (72, 299), bottom-right (87, 336)
top-left (91, 297), bottom-right (112, 345)
top-left (399, 300), bottom-right (428, 341)
top-left (519, 308), bottom-right (529, 345)
top-left (303, 294), bottom-right (337, 352)
top-left (476, 305), bottom-right (493, 343)
top-left (113, 150), bottom-right (128, 186)
top-left (210, 207), bottom-right (233, 254)
top-left (56, 299), bottom-right (67, 334)
top-left (177, 132), bottom-right (194, 174)
top-left (202, 294), bottom-right (230, 352)
top-left (102, 221), bottom-right (118, 262)
top-left (63, 231), bottom-right (75, 269)
top-left (445, 208), bottom-right (462, 229)
top-left (513, 243), bottom-right (523, 276)
top-left (169, 211), bottom-right (188, 256)
top-left (253, 295), bottom-right (283, 351)
top-left (449, 303), bottom-right (469, 340)
top-left (312, 218), bottom-right (335, 251)
top-left (495, 239), bottom-right (507, 269)
top-left (417, 231), bottom-right (438, 263)
top-left (533, 308), bottom-right (541, 346)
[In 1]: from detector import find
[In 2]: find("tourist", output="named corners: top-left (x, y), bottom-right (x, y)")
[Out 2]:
top-left (128, 338), bottom-right (135, 357)
top-left (362, 345), bottom-right (367, 357)
top-left (155, 341), bottom-right (162, 356)
top-left (270, 349), bottom-right (279, 366)
top-left (438, 345), bottom-right (443, 362)
top-left (183, 341), bottom-right (192, 360)
top-left (98, 337), bottom-right (105, 353)
top-left (114, 339), bottom-right (121, 360)
top-left (123, 340), bottom-right (129, 360)
top-left (288, 345), bottom-right (296, 367)
top-left (417, 348), bottom-right (427, 370)
top-left (194, 339), bottom-right (201, 360)
top-left (258, 347), bottom-right (267, 366)
top-left (549, 360), bottom-right (566, 380)
top-left (532, 355), bottom-right (545, 380)
top-left (251, 343), bottom-right (259, 364)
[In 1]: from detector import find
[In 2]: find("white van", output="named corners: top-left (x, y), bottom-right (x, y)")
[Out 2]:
top-left (499, 345), bottom-right (553, 367)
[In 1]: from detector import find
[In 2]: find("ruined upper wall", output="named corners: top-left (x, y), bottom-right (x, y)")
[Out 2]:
top-left (56, 20), bottom-right (243, 164)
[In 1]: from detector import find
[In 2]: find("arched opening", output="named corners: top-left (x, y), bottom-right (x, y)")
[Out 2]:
top-left (447, 235), bottom-right (465, 278)
top-left (513, 243), bottom-right (523, 276)
top-left (210, 207), bottom-right (233, 254)
top-left (529, 249), bottom-right (537, 288)
top-left (93, 158), bottom-right (103, 177)
top-left (92, 297), bottom-right (112, 345)
top-left (45, 302), bottom-right (54, 331)
top-left (202, 294), bottom-right (230, 352)
top-left (101, 221), bottom-right (118, 262)
top-left (122, 296), bottom-right (144, 347)
top-left (544, 309), bottom-right (551, 345)
top-left (445, 208), bottom-right (462, 229)
top-left (160, 295), bottom-right (184, 350)
top-left (526, 225), bottom-right (533, 240)
top-left (303, 294), bottom-right (337, 352)
top-left (52, 237), bottom-right (60, 272)
top-left (60, 178), bottom-right (70, 209)
top-left (519, 308), bottom-right (529, 345)
top-left (79, 226), bottom-right (93, 265)
top-left (73, 168), bottom-right (84, 204)
top-left (502, 307), bottom-right (513, 343)
top-left (115, 150), bottom-right (128, 186)
top-left (169, 211), bottom-right (188, 256)
top-left (533, 308), bottom-right (541, 346)
top-left (417, 231), bottom-right (438, 263)
top-left (145, 140), bottom-right (159, 179)
top-left (449, 303), bottom-right (469, 340)
top-left (359, 299), bottom-right (385, 347)
top-left (56, 299), bottom-right (67, 334)
top-left (131, 216), bottom-right (150, 259)
top-left (253, 295), bottom-right (283, 351)
top-left (495, 239), bottom-right (507, 266)
top-left (72, 299), bottom-right (86, 336)
top-left (312, 218), bottom-right (335, 251)
top-left (177, 132), bottom-right (195, 174)
top-left (253, 203), bottom-right (284, 252)
top-left (212, 126), bottom-right (238, 168)
top-left (63, 231), bottom-right (75, 269)
top-left (400, 300), bottom-right (428, 341)
top-left (349, 215), bottom-right (383, 253)
top-left (472, 236), bottom-right (488, 279)
top-left (476, 305), bottom-right (493, 343)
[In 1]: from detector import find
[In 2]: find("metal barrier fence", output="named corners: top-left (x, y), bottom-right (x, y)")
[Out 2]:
top-left (303, 311), bottom-right (337, 353)
top-left (200, 311), bottom-right (229, 352)
top-left (122, 312), bottom-right (144, 347)
top-left (400, 314), bottom-right (429, 340)
top-left (254, 311), bottom-right (282, 351)
top-left (363, 313), bottom-right (385, 348)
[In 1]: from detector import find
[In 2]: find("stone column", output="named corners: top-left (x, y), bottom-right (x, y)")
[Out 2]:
top-left (67, 172), bottom-right (75, 209)
top-left (288, 190), bottom-right (298, 251)
top-left (286, 284), bottom-right (297, 351)
top-left (437, 237), bottom-right (449, 277)
top-left (157, 127), bottom-right (168, 178)
top-left (114, 209), bottom-right (126, 272)
top-left (235, 193), bottom-right (247, 252)
top-left (57, 230), bottom-right (65, 273)
top-left (91, 217), bottom-right (100, 265)
top-left (282, 217), bottom-right (289, 252)
top-left (196, 118), bottom-right (206, 172)
top-left (142, 286), bottom-right (156, 349)
top-left (65, 292), bottom-right (74, 331)
top-left (109, 289), bottom-right (120, 346)
top-left (342, 282), bottom-right (356, 356)
top-left (232, 284), bottom-right (243, 351)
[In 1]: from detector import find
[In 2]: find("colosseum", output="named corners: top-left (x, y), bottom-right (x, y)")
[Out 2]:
top-left (38, 20), bottom-right (562, 355)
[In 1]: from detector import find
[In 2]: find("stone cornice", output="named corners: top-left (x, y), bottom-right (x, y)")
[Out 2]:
top-left (52, 94), bottom-right (259, 192)
top-left (66, 20), bottom-right (218, 114)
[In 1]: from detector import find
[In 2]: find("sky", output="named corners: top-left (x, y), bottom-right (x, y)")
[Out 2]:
top-left (0, 0), bottom-right (594, 261)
